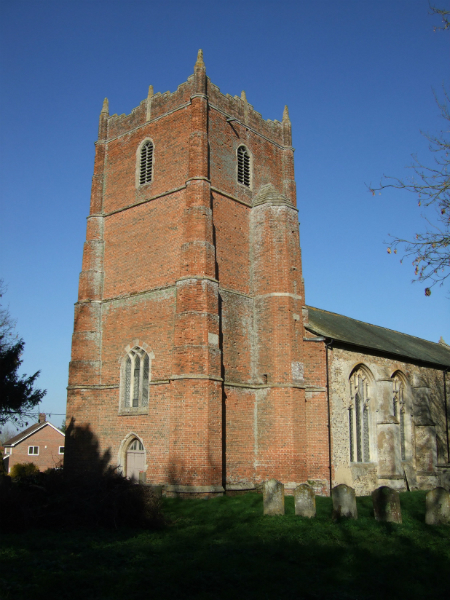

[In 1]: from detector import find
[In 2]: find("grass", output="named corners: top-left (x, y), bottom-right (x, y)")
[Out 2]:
top-left (0, 491), bottom-right (449, 600)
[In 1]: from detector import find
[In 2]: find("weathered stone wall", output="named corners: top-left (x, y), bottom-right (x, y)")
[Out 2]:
top-left (328, 344), bottom-right (448, 495)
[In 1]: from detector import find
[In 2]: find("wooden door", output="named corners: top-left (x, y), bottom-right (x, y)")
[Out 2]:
top-left (126, 439), bottom-right (145, 481)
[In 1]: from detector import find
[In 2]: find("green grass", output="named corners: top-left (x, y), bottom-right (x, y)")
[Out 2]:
top-left (0, 491), bottom-right (449, 600)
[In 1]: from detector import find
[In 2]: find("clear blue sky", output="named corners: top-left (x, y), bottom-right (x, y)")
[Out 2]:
top-left (1, 0), bottom-right (449, 429)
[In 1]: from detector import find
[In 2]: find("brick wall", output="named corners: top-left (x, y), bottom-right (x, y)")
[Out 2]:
top-left (6, 425), bottom-right (64, 473)
top-left (66, 52), bottom-right (332, 494)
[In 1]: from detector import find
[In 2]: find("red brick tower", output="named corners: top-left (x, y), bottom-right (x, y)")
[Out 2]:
top-left (66, 51), bottom-right (330, 495)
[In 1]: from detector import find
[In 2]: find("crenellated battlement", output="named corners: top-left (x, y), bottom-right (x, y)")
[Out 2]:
top-left (102, 56), bottom-right (288, 146)
top-left (207, 81), bottom-right (285, 146)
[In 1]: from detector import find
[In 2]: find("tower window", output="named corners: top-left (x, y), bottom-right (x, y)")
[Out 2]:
top-left (237, 145), bottom-right (251, 187)
top-left (139, 141), bottom-right (154, 185)
top-left (122, 347), bottom-right (150, 409)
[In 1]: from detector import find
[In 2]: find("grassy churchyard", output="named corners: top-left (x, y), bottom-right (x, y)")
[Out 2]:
top-left (0, 490), bottom-right (449, 600)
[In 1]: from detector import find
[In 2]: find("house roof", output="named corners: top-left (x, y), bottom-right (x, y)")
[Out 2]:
top-left (305, 305), bottom-right (450, 369)
top-left (3, 421), bottom-right (64, 447)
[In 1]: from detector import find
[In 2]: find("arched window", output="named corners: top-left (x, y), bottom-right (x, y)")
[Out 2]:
top-left (122, 347), bottom-right (150, 409)
top-left (349, 368), bottom-right (371, 462)
top-left (237, 145), bottom-right (251, 187)
top-left (139, 140), bottom-right (154, 185)
top-left (392, 373), bottom-right (406, 460)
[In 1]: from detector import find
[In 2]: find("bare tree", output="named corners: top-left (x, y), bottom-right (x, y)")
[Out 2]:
top-left (0, 280), bottom-right (16, 349)
top-left (0, 424), bottom-right (18, 446)
top-left (368, 8), bottom-right (449, 296)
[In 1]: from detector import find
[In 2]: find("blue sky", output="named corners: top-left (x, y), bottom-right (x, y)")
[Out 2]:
top-left (0, 0), bottom-right (449, 429)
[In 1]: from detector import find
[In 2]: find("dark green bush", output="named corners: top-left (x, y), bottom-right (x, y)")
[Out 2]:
top-left (0, 467), bottom-right (165, 532)
top-left (9, 461), bottom-right (39, 478)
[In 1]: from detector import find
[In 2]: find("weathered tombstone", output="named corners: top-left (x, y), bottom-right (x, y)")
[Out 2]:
top-left (294, 483), bottom-right (316, 518)
top-left (425, 487), bottom-right (450, 525)
top-left (332, 484), bottom-right (357, 520)
top-left (263, 479), bottom-right (285, 515)
top-left (372, 486), bottom-right (402, 523)
top-left (138, 471), bottom-right (147, 484)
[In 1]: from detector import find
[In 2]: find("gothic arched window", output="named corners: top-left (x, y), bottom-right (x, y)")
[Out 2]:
top-left (139, 140), bottom-right (154, 185)
top-left (349, 368), bottom-right (371, 463)
top-left (122, 347), bottom-right (150, 409)
top-left (237, 145), bottom-right (251, 187)
top-left (392, 373), bottom-right (406, 460)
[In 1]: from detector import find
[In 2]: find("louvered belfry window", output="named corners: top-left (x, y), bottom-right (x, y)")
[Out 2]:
top-left (139, 141), bottom-right (153, 185)
top-left (237, 145), bottom-right (250, 187)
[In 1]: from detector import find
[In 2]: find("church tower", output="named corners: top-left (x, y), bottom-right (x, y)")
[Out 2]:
top-left (66, 51), bottom-right (331, 495)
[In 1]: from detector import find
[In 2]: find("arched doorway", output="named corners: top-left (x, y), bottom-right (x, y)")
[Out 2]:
top-left (126, 438), bottom-right (145, 481)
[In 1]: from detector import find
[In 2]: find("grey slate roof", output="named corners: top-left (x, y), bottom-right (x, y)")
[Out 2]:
top-left (305, 305), bottom-right (450, 368)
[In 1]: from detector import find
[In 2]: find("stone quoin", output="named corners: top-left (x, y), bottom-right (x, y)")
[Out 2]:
top-left (66, 51), bottom-right (450, 497)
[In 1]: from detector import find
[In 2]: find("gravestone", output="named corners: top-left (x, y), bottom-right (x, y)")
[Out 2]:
top-left (332, 484), bottom-right (357, 520)
top-left (425, 487), bottom-right (450, 525)
top-left (263, 479), bottom-right (285, 515)
top-left (372, 486), bottom-right (402, 523)
top-left (294, 483), bottom-right (316, 518)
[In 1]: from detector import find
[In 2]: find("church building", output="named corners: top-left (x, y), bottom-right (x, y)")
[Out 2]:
top-left (66, 51), bottom-right (450, 496)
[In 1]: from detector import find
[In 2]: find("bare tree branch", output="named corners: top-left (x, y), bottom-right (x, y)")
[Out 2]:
top-left (368, 89), bottom-right (450, 295)
top-left (429, 3), bottom-right (450, 30)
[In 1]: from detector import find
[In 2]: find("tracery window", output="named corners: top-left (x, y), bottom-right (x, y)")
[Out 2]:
top-left (122, 347), bottom-right (150, 409)
top-left (139, 140), bottom-right (154, 185)
top-left (128, 439), bottom-right (144, 451)
top-left (237, 145), bottom-right (251, 187)
top-left (392, 374), bottom-right (406, 460)
top-left (349, 368), bottom-right (371, 462)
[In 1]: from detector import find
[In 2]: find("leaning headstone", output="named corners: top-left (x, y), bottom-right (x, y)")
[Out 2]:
top-left (263, 479), bottom-right (285, 515)
top-left (372, 486), bottom-right (402, 523)
top-left (294, 483), bottom-right (316, 518)
top-left (425, 487), bottom-right (450, 525)
top-left (332, 484), bottom-right (357, 520)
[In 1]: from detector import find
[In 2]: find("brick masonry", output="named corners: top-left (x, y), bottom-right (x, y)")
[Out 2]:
top-left (66, 51), bottom-right (449, 496)
top-left (4, 421), bottom-right (64, 473)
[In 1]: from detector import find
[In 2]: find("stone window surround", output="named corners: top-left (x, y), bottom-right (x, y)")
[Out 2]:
top-left (118, 341), bottom-right (155, 415)
top-left (391, 370), bottom-right (413, 462)
top-left (348, 364), bottom-right (376, 465)
top-left (346, 364), bottom-right (416, 469)
top-left (136, 137), bottom-right (155, 189)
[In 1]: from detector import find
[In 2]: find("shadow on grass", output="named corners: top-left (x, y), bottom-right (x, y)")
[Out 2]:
top-left (0, 492), bottom-right (449, 600)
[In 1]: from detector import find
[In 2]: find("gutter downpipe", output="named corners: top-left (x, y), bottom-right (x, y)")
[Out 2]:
top-left (325, 338), bottom-right (334, 496)
top-left (444, 368), bottom-right (449, 463)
